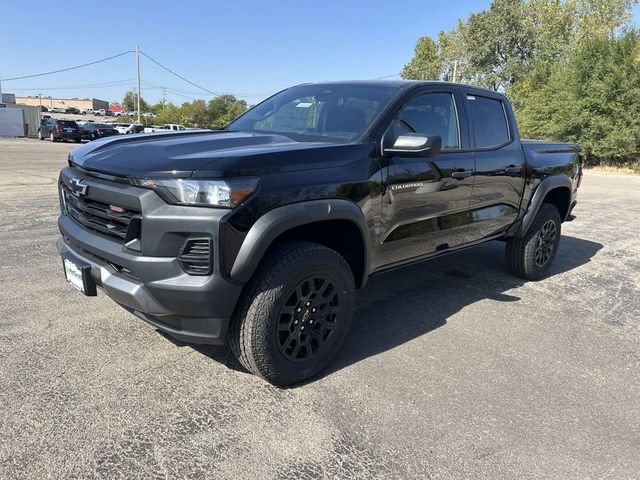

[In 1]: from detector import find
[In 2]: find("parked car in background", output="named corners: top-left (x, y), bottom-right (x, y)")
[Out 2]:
top-left (41, 106), bottom-right (48, 112)
top-left (161, 124), bottom-right (187, 131)
top-left (94, 109), bottom-right (107, 116)
top-left (142, 112), bottom-right (156, 118)
top-left (49, 107), bottom-right (66, 114)
top-left (65, 107), bottom-right (80, 115)
top-left (38, 118), bottom-right (81, 142)
top-left (127, 124), bottom-right (145, 134)
top-left (80, 122), bottom-right (118, 140)
top-left (80, 108), bottom-right (94, 115)
top-left (113, 123), bottom-right (132, 134)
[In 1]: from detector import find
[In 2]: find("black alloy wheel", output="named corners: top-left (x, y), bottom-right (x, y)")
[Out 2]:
top-left (534, 219), bottom-right (557, 267)
top-left (276, 275), bottom-right (341, 362)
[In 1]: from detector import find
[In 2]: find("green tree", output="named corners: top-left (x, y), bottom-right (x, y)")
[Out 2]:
top-left (122, 90), bottom-right (150, 112)
top-left (207, 95), bottom-right (248, 127)
top-left (518, 29), bottom-right (640, 162)
top-left (401, 36), bottom-right (442, 80)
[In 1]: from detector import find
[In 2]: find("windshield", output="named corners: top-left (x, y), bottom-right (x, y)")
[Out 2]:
top-left (229, 84), bottom-right (400, 141)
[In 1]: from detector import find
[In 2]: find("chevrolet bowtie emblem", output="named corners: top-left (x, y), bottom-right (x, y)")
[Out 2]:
top-left (69, 178), bottom-right (88, 196)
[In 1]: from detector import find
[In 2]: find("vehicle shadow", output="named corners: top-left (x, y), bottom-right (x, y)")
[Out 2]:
top-left (186, 235), bottom-right (603, 384)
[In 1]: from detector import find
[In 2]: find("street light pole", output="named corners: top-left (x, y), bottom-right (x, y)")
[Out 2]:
top-left (136, 45), bottom-right (142, 125)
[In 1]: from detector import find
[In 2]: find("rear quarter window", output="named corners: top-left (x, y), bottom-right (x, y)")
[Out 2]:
top-left (467, 95), bottom-right (510, 149)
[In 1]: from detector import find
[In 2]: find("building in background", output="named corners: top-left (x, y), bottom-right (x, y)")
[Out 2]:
top-left (15, 96), bottom-right (109, 112)
top-left (1, 93), bottom-right (16, 104)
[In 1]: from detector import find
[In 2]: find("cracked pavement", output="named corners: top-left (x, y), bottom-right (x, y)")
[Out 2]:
top-left (0, 138), bottom-right (638, 479)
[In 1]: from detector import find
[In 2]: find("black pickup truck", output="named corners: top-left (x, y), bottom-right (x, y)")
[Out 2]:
top-left (57, 81), bottom-right (582, 386)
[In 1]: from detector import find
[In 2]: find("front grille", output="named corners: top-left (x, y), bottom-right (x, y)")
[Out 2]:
top-left (61, 183), bottom-right (140, 241)
top-left (178, 238), bottom-right (212, 275)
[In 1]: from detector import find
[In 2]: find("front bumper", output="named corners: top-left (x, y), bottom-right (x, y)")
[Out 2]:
top-left (56, 167), bottom-right (244, 345)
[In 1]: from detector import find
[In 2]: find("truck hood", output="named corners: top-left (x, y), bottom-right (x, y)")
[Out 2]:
top-left (68, 130), bottom-right (361, 178)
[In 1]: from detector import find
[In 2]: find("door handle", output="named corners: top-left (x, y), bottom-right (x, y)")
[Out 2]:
top-left (451, 170), bottom-right (472, 179)
top-left (505, 165), bottom-right (522, 174)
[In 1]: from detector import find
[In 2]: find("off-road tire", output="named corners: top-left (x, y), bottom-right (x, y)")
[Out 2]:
top-left (506, 203), bottom-right (562, 280)
top-left (229, 241), bottom-right (355, 387)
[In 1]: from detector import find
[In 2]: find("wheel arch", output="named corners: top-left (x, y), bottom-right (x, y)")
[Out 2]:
top-left (517, 175), bottom-right (572, 237)
top-left (229, 200), bottom-right (370, 288)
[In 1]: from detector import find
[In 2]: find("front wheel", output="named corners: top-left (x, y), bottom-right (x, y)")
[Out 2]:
top-left (229, 241), bottom-right (355, 387)
top-left (49, 132), bottom-right (56, 142)
top-left (505, 203), bottom-right (562, 280)
top-left (38, 130), bottom-right (44, 140)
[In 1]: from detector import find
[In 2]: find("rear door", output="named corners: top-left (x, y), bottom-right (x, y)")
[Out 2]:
top-left (464, 92), bottom-right (526, 241)
top-left (375, 86), bottom-right (475, 268)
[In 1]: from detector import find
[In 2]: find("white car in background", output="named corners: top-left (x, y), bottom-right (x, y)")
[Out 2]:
top-left (162, 124), bottom-right (187, 131)
top-left (113, 123), bottom-right (132, 134)
top-left (49, 107), bottom-right (66, 113)
top-left (144, 124), bottom-right (188, 133)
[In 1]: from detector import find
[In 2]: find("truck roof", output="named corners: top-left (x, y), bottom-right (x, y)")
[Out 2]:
top-left (296, 80), bottom-right (506, 97)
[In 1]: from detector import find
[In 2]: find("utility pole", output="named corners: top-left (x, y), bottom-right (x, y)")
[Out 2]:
top-left (136, 45), bottom-right (142, 124)
top-left (38, 93), bottom-right (42, 110)
top-left (452, 60), bottom-right (458, 83)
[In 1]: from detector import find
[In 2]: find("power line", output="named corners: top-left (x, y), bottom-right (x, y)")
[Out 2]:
top-left (140, 50), bottom-right (223, 97)
top-left (12, 79), bottom-right (135, 91)
top-left (375, 73), bottom-right (402, 79)
top-left (2, 51), bottom-right (134, 82)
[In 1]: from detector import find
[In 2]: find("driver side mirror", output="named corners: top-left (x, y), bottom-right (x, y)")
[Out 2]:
top-left (384, 133), bottom-right (442, 158)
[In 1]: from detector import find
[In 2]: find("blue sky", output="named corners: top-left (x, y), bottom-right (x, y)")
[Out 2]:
top-left (2, 1), bottom-right (639, 106)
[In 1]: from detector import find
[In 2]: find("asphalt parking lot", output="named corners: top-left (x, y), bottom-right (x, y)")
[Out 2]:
top-left (0, 138), bottom-right (638, 479)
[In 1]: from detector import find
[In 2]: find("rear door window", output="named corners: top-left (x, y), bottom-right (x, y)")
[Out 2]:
top-left (466, 95), bottom-right (510, 148)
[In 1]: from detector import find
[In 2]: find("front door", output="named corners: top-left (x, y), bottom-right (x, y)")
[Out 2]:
top-left (375, 90), bottom-right (475, 269)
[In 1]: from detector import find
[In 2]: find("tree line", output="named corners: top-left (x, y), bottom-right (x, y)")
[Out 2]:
top-left (401, 0), bottom-right (639, 167)
top-left (121, 91), bottom-right (248, 128)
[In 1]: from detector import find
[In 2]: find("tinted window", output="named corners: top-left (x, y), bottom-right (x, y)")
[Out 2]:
top-left (389, 92), bottom-right (460, 149)
top-left (59, 121), bottom-right (77, 128)
top-left (467, 95), bottom-right (510, 148)
top-left (230, 84), bottom-right (399, 141)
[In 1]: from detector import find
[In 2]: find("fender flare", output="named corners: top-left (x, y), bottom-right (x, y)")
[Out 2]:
top-left (517, 175), bottom-right (572, 237)
top-left (229, 199), bottom-right (370, 284)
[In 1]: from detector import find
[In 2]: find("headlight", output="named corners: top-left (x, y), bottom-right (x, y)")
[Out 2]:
top-left (131, 177), bottom-right (258, 208)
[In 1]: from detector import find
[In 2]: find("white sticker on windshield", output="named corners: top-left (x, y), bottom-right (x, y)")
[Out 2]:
top-left (296, 102), bottom-right (313, 108)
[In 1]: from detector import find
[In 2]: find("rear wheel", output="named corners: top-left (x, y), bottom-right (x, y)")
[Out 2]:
top-left (505, 203), bottom-right (562, 280)
top-left (49, 132), bottom-right (56, 142)
top-left (229, 241), bottom-right (355, 387)
top-left (38, 130), bottom-right (44, 140)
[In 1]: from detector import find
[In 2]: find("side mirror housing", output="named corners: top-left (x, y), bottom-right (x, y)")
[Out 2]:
top-left (384, 133), bottom-right (442, 158)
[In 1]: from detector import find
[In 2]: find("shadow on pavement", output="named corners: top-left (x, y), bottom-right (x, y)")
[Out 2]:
top-left (177, 235), bottom-right (603, 384)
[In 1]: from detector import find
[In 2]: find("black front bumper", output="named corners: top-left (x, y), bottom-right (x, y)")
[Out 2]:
top-left (56, 167), bottom-right (244, 345)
